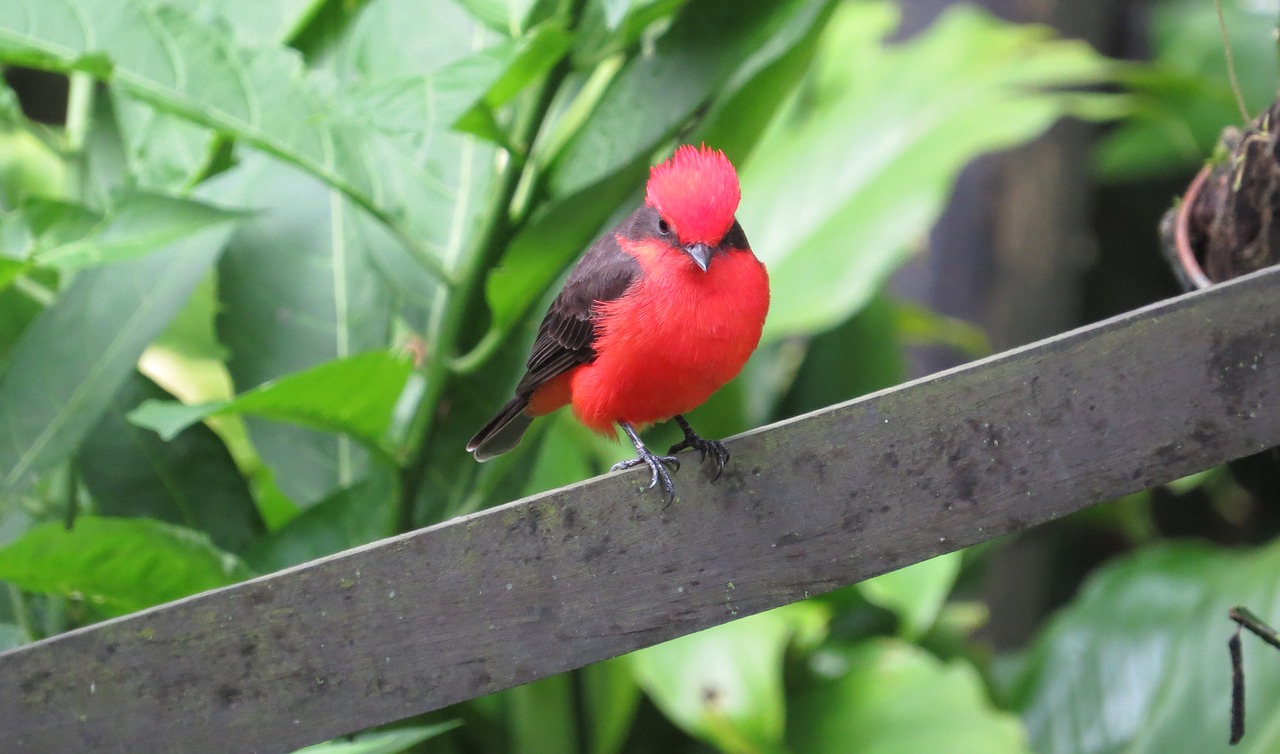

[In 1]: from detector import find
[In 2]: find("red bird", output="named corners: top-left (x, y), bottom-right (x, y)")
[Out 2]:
top-left (467, 145), bottom-right (770, 503)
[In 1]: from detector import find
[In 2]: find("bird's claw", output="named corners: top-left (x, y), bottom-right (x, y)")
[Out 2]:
top-left (612, 451), bottom-right (680, 506)
top-left (668, 436), bottom-right (730, 481)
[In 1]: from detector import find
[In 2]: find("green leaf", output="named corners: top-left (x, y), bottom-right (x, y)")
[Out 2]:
top-left (457, 0), bottom-right (538, 36)
top-left (894, 301), bottom-right (993, 359)
top-left (332, 0), bottom-right (506, 289)
top-left (0, 126), bottom-right (66, 207)
top-left (777, 293), bottom-right (904, 419)
top-left (111, 0), bottom-right (328, 189)
top-left (693, 0), bottom-right (835, 166)
top-left (111, 97), bottom-right (218, 192)
top-left (744, 2), bottom-right (1118, 340)
top-left (583, 657), bottom-right (642, 754)
top-left (1015, 541), bottom-right (1280, 754)
top-left (0, 0), bottom-right (508, 279)
top-left (480, 172), bottom-right (640, 357)
top-left (244, 471), bottom-right (394, 573)
top-left (790, 639), bottom-right (1030, 753)
top-left (522, 407), bottom-right (608, 496)
top-left (288, 723), bottom-right (461, 754)
top-left (508, 674), bottom-right (580, 754)
top-left (130, 351), bottom-right (413, 455)
top-left (599, 0), bottom-right (642, 29)
top-left (630, 602), bottom-right (828, 753)
top-left (151, 270), bottom-right (227, 361)
top-left (858, 551), bottom-right (962, 639)
top-left (481, 23), bottom-right (574, 109)
top-left (0, 517), bottom-right (250, 616)
top-left (0, 278), bottom-right (42, 362)
top-left (572, 0), bottom-right (686, 64)
top-left (0, 221), bottom-right (234, 498)
top-left (340, 0), bottom-right (501, 78)
top-left (454, 22), bottom-right (574, 144)
top-left (213, 155), bottom-right (398, 506)
top-left (189, 0), bottom-right (330, 47)
top-left (10, 189), bottom-right (246, 270)
top-left (76, 371), bottom-right (264, 554)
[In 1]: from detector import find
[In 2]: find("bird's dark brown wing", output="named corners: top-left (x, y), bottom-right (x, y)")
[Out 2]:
top-left (468, 206), bottom-right (653, 459)
top-left (514, 213), bottom-right (646, 395)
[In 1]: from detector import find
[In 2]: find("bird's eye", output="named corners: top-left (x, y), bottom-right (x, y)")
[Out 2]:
top-left (657, 218), bottom-right (671, 235)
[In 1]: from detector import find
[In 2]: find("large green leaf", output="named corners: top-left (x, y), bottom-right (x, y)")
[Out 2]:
top-left (1, 189), bottom-right (244, 270)
top-left (0, 517), bottom-right (250, 616)
top-left (1015, 540), bottom-right (1280, 754)
top-left (0, 0), bottom-right (511, 279)
top-left (334, 0), bottom-right (503, 318)
top-left (0, 222), bottom-right (234, 498)
top-left (111, 0), bottom-right (327, 190)
top-left (130, 351), bottom-right (413, 455)
top-left (213, 156), bottom-right (397, 507)
top-left (742, 2), bottom-right (1118, 340)
top-left (630, 602), bottom-right (827, 753)
top-left (76, 371), bottom-right (263, 554)
top-left (789, 639), bottom-right (1031, 753)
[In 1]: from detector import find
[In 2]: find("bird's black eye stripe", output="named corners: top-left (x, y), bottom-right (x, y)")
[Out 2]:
top-left (721, 219), bottom-right (748, 250)
top-left (657, 218), bottom-right (671, 235)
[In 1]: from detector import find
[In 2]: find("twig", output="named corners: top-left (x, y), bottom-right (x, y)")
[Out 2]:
top-left (1216, 0), bottom-right (1251, 124)
top-left (1230, 626), bottom-right (1245, 745)
top-left (1227, 606), bottom-right (1280, 745)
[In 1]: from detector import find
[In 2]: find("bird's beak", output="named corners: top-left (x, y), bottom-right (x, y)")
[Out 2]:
top-left (685, 243), bottom-right (712, 272)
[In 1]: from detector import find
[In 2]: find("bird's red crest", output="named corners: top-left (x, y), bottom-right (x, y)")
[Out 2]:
top-left (645, 145), bottom-right (740, 245)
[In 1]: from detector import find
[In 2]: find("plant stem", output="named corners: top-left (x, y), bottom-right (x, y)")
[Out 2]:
top-left (64, 72), bottom-right (94, 200)
top-left (394, 1), bottom-right (585, 533)
top-left (1215, 0), bottom-right (1250, 123)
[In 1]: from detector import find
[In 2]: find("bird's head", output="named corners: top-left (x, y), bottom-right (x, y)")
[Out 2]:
top-left (645, 145), bottom-right (741, 272)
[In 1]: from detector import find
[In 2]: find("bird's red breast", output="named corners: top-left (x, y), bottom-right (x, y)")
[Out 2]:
top-left (563, 234), bottom-right (768, 433)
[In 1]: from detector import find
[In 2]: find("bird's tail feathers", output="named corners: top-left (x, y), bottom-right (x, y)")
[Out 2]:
top-left (467, 397), bottom-right (534, 461)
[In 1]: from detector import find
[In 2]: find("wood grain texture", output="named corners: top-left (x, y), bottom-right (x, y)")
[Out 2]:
top-left (3, 267), bottom-right (1279, 754)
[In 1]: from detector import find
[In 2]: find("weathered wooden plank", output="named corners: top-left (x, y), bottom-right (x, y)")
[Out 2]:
top-left (3, 267), bottom-right (1279, 754)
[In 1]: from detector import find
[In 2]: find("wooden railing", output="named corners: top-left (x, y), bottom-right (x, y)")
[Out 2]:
top-left (2, 265), bottom-right (1278, 754)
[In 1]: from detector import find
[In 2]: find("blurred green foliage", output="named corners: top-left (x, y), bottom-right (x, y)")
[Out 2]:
top-left (0, 0), bottom-right (1274, 752)
top-left (1095, 0), bottom-right (1280, 180)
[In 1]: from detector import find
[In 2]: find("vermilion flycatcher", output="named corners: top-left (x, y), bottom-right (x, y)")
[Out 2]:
top-left (468, 145), bottom-right (770, 503)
